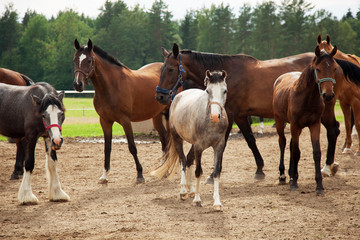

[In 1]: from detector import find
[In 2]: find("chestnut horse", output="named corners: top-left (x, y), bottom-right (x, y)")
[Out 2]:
top-left (273, 46), bottom-right (338, 194)
top-left (0, 67), bottom-right (35, 179)
top-left (317, 35), bottom-right (360, 156)
top-left (151, 70), bottom-right (228, 211)
top-left (73, 39), bottom-right (168, 183)
top-left (156, 43), bottom-right (319, 179)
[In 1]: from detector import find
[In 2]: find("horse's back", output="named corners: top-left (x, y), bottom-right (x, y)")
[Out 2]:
top-left (0, 68), bottom-right (26, 86)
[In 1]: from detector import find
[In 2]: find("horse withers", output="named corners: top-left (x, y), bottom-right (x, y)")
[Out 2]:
top-left (273, 46), bottom-right (338, 194)
top-left (151, 70), bottom-right (228, 211)
top-left (0, 82), bottom-right (69, 204)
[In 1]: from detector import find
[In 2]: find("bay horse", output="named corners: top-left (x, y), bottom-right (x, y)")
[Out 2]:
top-left (151, 70), bottom-right (228, 211)
top-left (73, 39), bottom-right (168, 183)
top-left (0, 67), bottom-right (35, 179)
top-left (273, 46), bottom-right (338, 194)
top-left (317, 35), bottom-right (360, 156)
top-left (156, 43), bottom-right (316, 179)
top-left (0, 82), bottom-right (69, 204)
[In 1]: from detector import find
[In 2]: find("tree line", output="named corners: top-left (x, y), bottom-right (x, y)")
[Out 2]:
top-left (0, 0), bottom-right (359, 90)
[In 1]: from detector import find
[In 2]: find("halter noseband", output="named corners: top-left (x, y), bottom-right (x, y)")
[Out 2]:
top-left (43, 120), bottom-right (62, 133)
top-left (156, 53), bottom-right (186, 101)
top-left (74, 55), bottom-right (96, 82)
top-left (314, 68), bottom-right (336, 94)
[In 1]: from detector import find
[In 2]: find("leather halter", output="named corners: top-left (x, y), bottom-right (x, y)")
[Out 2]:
top-left (156, 53), bottom-right (186, 101)
top-left (208, 101), bottom-right (226, 117)
top-left (314, 68), bottom-right (336, 94)
top-left (74, 55), bottom-right (95, 83)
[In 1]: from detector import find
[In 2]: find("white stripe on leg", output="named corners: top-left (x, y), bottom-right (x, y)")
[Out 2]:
top-left (18, 170), bottom-right (38, 204)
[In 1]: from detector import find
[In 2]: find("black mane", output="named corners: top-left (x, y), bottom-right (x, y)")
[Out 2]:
top-left (39, 93), bottom-right (64, 113)
top-left (93, 45), bottom-right (128, 69)
top-left (335, 58), bottom-right (360, 86)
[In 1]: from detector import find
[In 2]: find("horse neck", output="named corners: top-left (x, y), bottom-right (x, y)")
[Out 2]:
top-left (182, 54), bottom-right (207, 87)
top-left (90, 54), bottom-right (127, 93)
top-left (295, 66), bottom-right (318, 96)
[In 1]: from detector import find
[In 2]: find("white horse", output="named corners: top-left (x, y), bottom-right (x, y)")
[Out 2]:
top-left (151, 70), bottom-right (228, 211)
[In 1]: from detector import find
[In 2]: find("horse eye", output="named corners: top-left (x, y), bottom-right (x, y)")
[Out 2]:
top-left (206, 89), bottom-right (209, 94)
top-left (224, 90), bottom-right (228, 94)
top-left (169, 69), bottom-right (174, 73)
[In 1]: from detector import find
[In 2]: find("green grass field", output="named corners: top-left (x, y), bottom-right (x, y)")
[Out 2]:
top-left (0, 97), bottom-right (346, 141)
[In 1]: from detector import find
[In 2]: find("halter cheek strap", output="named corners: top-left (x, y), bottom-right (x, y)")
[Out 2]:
top-left (314, 68), bottom-right (336, 94)
top-left (43, 120), bottom-right (62, 133)
top-left (156, 53), bottom-right (186, 100)
top-left (74, 55), bottom-right (96, 83)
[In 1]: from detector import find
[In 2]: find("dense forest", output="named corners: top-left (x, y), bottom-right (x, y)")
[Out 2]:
top-left (0, 0), bottom-right (359, 90)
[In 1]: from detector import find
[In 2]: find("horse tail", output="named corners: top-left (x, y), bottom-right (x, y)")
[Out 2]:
top-left (150, 133), bottom-right (180, 179)
top-left (21, 74), bottom-right (35, 86)
top-left (335, 58), bottom-right (360, 86)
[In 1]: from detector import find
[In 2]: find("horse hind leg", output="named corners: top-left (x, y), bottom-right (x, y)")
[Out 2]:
top-left (191, 148), bottom-right (202, 207)
top-left (44, 138), bottom-right (70, 202)
top-left (341, 103), bottom-right (352, 154)
top-left (275, 119), bottom-right (287, 184)
top-left (152, 112), bottom-right (167, 153)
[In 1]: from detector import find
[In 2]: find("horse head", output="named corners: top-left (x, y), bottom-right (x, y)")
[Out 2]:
top-left (32, 91), bottom-right (65, 150)
top-left (313, 45), bottom-right (337, 102)
top-left (317, 34), bottom-right (333, 53)
top-left (73, 39), bottom-right (95, 92)
top-left (156, 43), bottom-right (187, 105)
top-left (204, 70), bottom-right (228, 123)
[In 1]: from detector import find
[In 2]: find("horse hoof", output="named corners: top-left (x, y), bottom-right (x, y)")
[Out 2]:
top-left (331, 162), bottom-right (339, 176)
top-left (192, 201), bottom-right (202, 207)
top-left (189, 192), bottom-right (195, 198)
top-left (136, 177), bottom-right (145, 184)
top-left (290, 184), bottom-right (298, 191)
top-left (98, 178), bottom-right (108, 184)
top-left (213, 205), bottom-right (223, 212)
top-left (278, 176), bottom-right (286, 185)
top-left (254, 172), bottom-right (265, 180)
top-left (206, 176), bottom-right (214, 184)
top-left (180, 193), bottom-right (189, 200)
top-left (10, 173), bottom-right (19, 180)
top-left (342, 148), bottom-right (352, 154)
top-left (316, 189), bottom-right (324, 195)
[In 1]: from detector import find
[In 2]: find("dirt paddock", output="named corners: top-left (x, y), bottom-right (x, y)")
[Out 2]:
top-left (0, 124), bottom-right (359, 239)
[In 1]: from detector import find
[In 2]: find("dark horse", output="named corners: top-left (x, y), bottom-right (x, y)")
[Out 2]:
top-left (0, 82), bottom-right (68, 204)
top-left (273, 46), bottom-right (339, 194)
top-left (0, 67), bottom-right (35, 179)
top-left (156, 43), bottom-right (315, 179)
top-left (73, 39), bottom-right (168, 183)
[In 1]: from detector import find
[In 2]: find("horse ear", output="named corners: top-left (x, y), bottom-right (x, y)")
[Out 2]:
top-left (31, 94), bottom-right (42, 106)
top-left (221, 70), bottom-right (227, 79)
top-left (172, 43), bottom-right (179, 58)
top-left (204, 70), bottom-right (211, 86)
top-left (161, 47), bottom-right (169, 58)
top-left (87, 39), bottom-right (93, 50)
top-left (315, 45), bottom-right (321, 57)
top-left (326, 35), bottom-right (331, 44)
top-left (57, 91), bottom-right (65, 102)
top-left (331, 45), bottom-right (337, 57)
top-left (74, 39), bottom-right (80, 50)
top-left (317, 34), bottom-right (322, 44)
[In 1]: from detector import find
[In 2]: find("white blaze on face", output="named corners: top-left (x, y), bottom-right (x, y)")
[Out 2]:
top-left (45, 105), bottom-right (62, 146)
top-left (76, 53), bottom-right (87, 84)
top-left (208, 82), bottom-right (227, 123)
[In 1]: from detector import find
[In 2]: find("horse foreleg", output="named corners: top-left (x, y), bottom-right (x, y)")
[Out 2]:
top-left (18, 140), bottom-right (38, 205)
top-left (275, 119), bottom-right (287, 184)
top-left (351, 101), bottom-right (360, 156)
top-left (309, 123), bottom-right (324, 194)
top-left (10, 138), bottom-right (25, 180)
top-left (321, 102), bottom-right (340, 177)
top-left (236, 116), bottom-right (265, 179)
top-left (192, 148), bottom-right (202, 207)
top-left (99, 118), bottom-right (113, 183)
top-left (121, 119), bottom-right (144, 183)
top-left (289, 126), bottom-right (301, 191)
top-left (339, 100), bottom-right (352, 154)
top-left (212, 141), bottom-right (225, 211)
top-left (152, 112), bottom-right (167, 153)
top-left (44, 138), bottom-right (70, 202)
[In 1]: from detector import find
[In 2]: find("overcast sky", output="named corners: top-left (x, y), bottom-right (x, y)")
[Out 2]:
top-left (2, 0), bottom-right (359, 20)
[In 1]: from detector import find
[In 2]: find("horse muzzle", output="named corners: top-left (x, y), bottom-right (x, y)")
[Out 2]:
top-left (73, 80), bottom-right (84, 92)
top-left (52, 137), bottom-right (63, 151)
top-left (210, 114), bottom-right (221, 123)
top-left (322, 92), bottom-right (335, 102)
top-left (155, 93), bottom-right (171, 105)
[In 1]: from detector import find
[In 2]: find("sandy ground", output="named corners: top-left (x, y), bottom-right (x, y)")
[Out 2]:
top-left (0, 124), bottom-right (359, 240)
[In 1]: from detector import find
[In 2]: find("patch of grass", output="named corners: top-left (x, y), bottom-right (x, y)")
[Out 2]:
top-left (62, 123), bottom-right (125, 138)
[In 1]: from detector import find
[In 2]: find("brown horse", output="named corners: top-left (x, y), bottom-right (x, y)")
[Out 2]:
top-left (317, 35), bottom-right (360, 156)
top-left (156, 43), bottom-right (319, 179)
top-left (73, 39), bottom-right (168, 183)
top-left (0, 67), bottom-right (34, 179)
top-left (273, 46), bottom-right (338, 194)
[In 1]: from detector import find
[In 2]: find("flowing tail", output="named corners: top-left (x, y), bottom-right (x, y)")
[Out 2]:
top-left (150, 134), bottom-right (180, 179)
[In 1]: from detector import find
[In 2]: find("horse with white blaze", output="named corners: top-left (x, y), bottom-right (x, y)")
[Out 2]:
top-left (0, 82), bottom-right (69, 204)
top-left (151, 70), bottom-right (228, 211)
